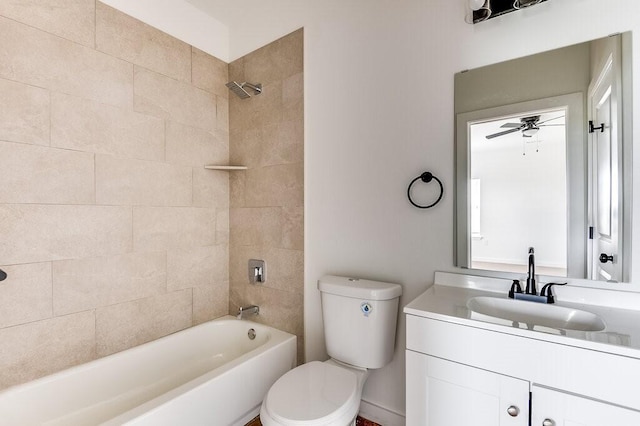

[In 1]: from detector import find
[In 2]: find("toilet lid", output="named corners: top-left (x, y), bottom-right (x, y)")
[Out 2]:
top-left (264, 361), bottom-right (360, 424)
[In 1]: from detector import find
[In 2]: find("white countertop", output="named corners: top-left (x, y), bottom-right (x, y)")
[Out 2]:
top-left (404, 272), bottom-right (640, 359)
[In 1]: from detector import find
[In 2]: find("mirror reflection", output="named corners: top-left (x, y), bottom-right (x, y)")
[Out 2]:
top-left (469, 110), bottom-right (567, 276)
top-left (455, 32), bottom-right (632, 283)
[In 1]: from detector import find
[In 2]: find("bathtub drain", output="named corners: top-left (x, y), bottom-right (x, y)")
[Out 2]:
top-left (248, 328), bottom-right (256, 340)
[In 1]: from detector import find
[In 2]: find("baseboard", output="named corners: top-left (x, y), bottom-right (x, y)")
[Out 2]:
top-left (359, 399), bottom-right (405, 426)
top-left (235, 406), bottom-right (260, 426)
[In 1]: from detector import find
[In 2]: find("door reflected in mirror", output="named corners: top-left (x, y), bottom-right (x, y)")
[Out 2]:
top-left (455, 32), bottom-right (632, 283)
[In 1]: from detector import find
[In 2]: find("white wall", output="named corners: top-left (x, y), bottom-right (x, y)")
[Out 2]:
top-left (304, 0), bottom-right (640, 419)
top-left (101, 0), bottom-right (640, 421)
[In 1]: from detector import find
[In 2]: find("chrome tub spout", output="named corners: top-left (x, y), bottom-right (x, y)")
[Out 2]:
top-left (237, 305), bottom-right (260, 320)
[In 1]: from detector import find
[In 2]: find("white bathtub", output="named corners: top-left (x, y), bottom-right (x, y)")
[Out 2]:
top-left (0, 316), bottom-right (296, 425)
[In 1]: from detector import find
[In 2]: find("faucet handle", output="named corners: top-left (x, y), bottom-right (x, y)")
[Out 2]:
top-left (508, 280), bottom-right (523, 299)
top-left (539, 282), bottom-right (567, 304)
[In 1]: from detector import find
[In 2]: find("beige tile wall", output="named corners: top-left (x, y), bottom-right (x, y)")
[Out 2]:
top-left (229, 29), bottom-right (305, 363)
top-left (0, 0), bottom-right (230, 390)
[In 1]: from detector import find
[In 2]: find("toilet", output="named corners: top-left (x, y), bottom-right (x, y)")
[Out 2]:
top-left (260, 275), bottom-right (402, 426)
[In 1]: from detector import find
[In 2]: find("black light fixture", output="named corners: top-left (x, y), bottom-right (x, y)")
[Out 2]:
top-left (468, 0), bottom-right (548, 24)
top-left (513, 0), bottom-right (543, 9)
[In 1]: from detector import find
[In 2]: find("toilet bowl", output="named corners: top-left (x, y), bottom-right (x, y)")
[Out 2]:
top-left (260, 359), bottom-right (368, 426)
top-left (260, 275), bottom-right (402, 426)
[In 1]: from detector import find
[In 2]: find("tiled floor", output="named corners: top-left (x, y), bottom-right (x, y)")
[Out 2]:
top-left (246, 415), bottom-right (382, 426)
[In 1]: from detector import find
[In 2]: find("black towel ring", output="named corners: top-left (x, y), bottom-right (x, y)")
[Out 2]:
top-left (407, 172), bottom-right (443, 209)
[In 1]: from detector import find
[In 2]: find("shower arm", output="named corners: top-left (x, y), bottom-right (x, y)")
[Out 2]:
top-left (242, 82), bottom-right (262, 94)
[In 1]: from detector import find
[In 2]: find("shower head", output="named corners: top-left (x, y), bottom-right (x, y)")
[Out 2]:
top-left (226, 81), bottom-right (262, 99)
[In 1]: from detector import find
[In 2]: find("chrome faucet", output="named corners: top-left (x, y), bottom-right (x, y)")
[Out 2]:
top-left (525, 247), bottom-right (536, 295)
top-left (237, 305), bottom-right (259, 320)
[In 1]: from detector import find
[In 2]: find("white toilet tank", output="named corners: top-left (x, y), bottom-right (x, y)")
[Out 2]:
top-left (318, 275), bottom-right (402, 369)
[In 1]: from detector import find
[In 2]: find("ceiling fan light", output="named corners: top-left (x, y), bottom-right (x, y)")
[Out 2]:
top-left (522, 127), bottom-right (539, 137)
top-left (468, 0), bottom-right (486, 11)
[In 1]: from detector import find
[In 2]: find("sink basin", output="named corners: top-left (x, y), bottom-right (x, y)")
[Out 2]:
top-left (467, 296), bottom-right (606, 332)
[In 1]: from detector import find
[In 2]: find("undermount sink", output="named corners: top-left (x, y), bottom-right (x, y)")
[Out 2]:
top-left (467, 296), bottom-right (606, 332)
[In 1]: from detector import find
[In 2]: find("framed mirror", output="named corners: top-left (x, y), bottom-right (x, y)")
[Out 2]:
top-left (454, 32), bottom-right (632, 283)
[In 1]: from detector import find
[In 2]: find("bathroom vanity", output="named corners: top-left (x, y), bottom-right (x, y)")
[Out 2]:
top-left (404, 272), bottom-right (640, 426)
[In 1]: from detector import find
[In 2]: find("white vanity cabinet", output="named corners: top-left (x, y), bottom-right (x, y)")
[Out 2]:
top-left (531, 386), bottom-right (640, 426)
top-left (406, 351), bottom-right (529, 426)
top-left (405, 275), bottom-right (640, 426)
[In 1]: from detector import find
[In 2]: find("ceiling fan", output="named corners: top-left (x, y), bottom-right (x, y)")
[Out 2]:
top-left (485, 115), bottom-right (564, 139)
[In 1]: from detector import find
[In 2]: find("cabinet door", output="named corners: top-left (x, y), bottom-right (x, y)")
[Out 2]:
top-left (406, 350), bottom-right (529, 426)
top-left (532, 385), bottom-right (640, 426)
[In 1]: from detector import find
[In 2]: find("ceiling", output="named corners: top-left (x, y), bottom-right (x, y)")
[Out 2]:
top-left (184, 0), bottom-right (311, 60)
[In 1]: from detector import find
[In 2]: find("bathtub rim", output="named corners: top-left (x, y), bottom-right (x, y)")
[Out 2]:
top-left (102, 316), bottom-right (297, 425)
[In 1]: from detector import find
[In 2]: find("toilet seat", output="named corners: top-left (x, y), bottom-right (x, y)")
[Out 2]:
top-left (260, 361), bottom-right (363, 425)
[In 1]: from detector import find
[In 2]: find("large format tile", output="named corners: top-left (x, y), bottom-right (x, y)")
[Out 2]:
top-left (165, 121), bottom-right (228, 167)
top-left (193, 283), bottom-right (229, 325)
top-left (244, 163), bottom-right (304, 207)
top-left (0, 78), bottom-right (50, 146)
top-left (134, 67), bottom-right (216, 132)
top-left (283, 72), bottom-right (303, 106)
top-left (217, 97), bottom-right (229, 132)
top-left (283, 72), bottom-right (304, 124)
top-left (0, 205), bottom-right (132, 265)
top-left (0, 141), bottom-right (94, 204)
top-left (0, 16), bottom-right (132, 107)
top-left (230, 207), bottom-right (283, 248)
top-left (193, 168), bottom-right (229, 208)
top-left (0, 0), bottom-right (95, 47)
top-left (230, 121), bottom-right (303, 168)
top-left (192, 47), bottom-right (229, 98)
top-left (133, 207), bottom-right (216, 251)
top-left (96, 3), bottom-right (191, 82)
top-left (216, 209), bottom-right (230, 244)
top-left (0, 263), bottom-right (52, 329)
top-left (229, 168), bottom-right (246, 208)
top-left (242, 28), bottom-right (303, 87)
top-left (53, 252), bottom-right (167, 315)
top-left (167, 245), bottom-right (228, 291)
top-left (230, 80), bottom-right (283, 132)
top-left (96, 290), bottom-right (192, 356)
top-left (51, 92), bottom-right (165, 161)
top-left (282, 206), bottom-right (304, 251)
top-left (96, 155), bottom-right (192, 206)
top-left (0, 311), bottom-right (95, 390)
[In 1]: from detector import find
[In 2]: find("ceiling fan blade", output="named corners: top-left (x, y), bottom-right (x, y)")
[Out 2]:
top-left (538, 123), bottom-right (564, 127)
top-left (485, 126), bottom-right (523, 139)
top-left (537, 115), bottom-right (564, 125)
top-left (500, 122), bottom-right (523, 128)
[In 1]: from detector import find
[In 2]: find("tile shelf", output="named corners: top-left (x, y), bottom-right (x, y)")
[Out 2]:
top-left (204, 165), bottom-right (248, 170)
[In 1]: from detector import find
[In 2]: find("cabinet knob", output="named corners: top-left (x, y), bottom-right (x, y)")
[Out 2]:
top-left (506, 405), bottom-right (520, 417)
top-left (542, 419), bottom-right (555, 426)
